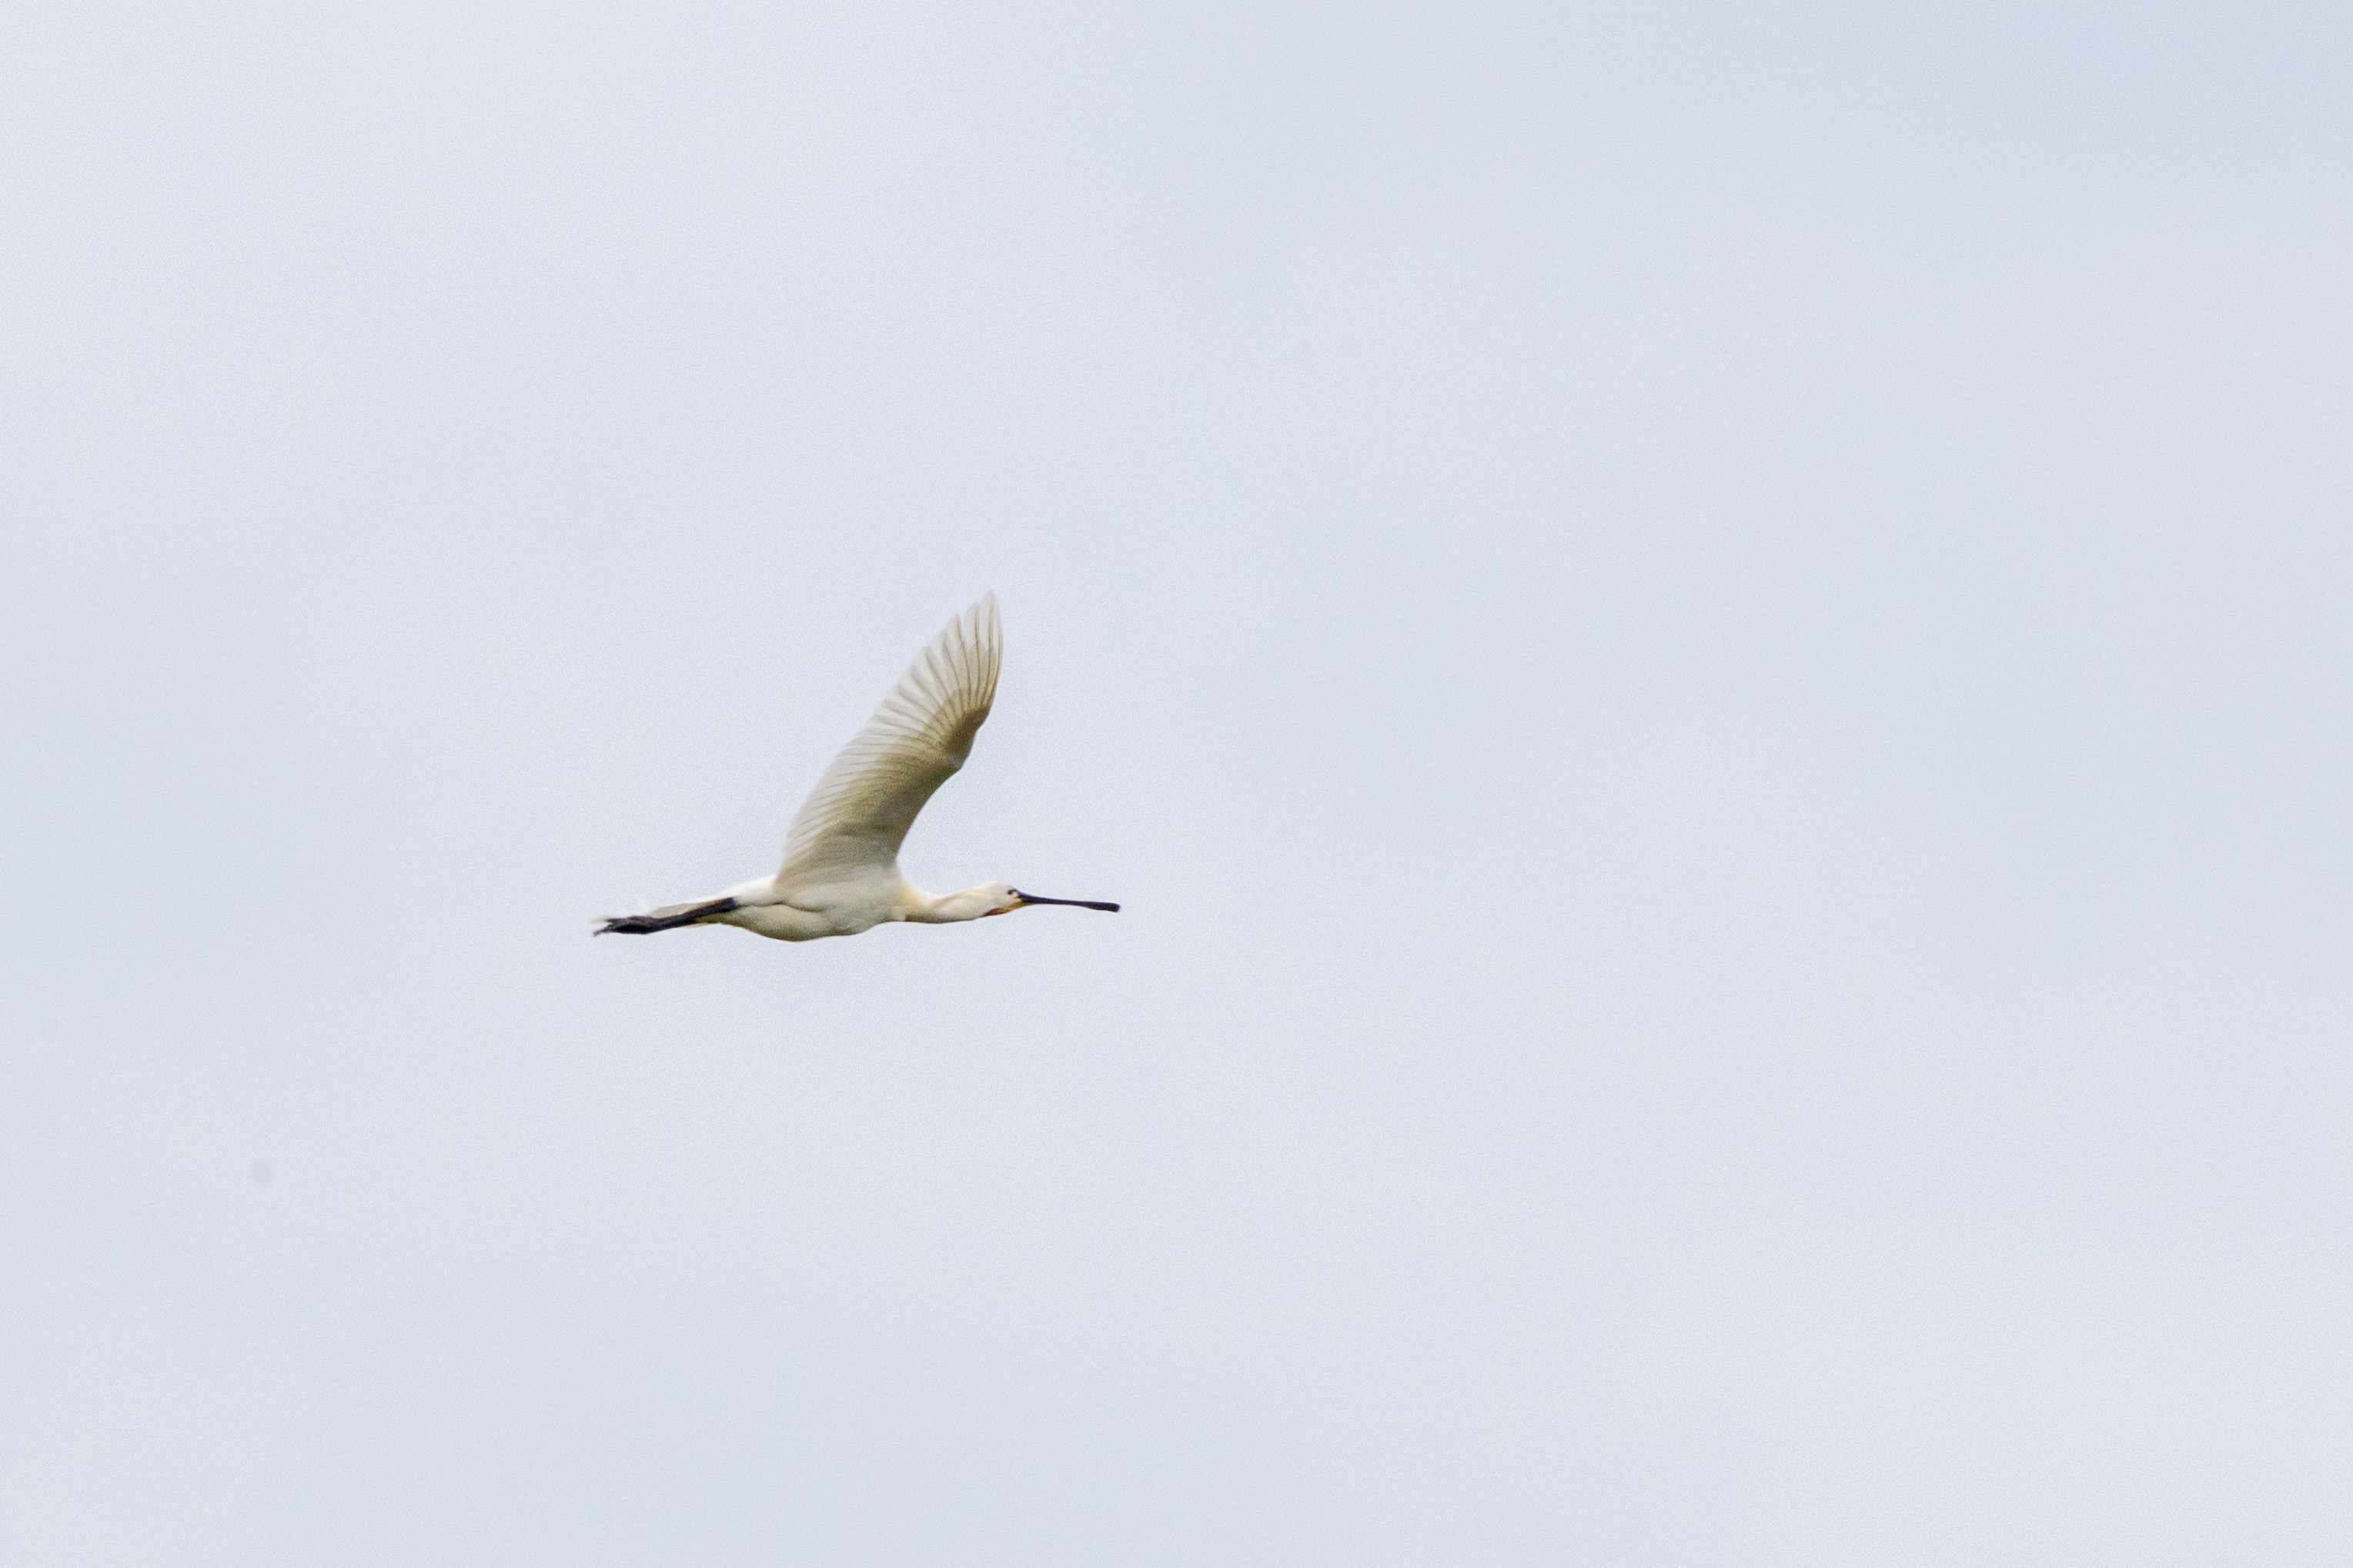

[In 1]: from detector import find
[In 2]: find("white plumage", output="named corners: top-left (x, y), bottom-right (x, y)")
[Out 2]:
top-left (597, 594), bottom-right (1118, 943)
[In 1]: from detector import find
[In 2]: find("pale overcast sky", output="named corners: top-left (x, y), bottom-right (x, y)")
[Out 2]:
top-left (5, 3), bottom-right (2351, 1563)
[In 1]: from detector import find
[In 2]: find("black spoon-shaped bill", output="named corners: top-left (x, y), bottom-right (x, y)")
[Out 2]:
top-left (1011, 890), bottom-right (1120, 912)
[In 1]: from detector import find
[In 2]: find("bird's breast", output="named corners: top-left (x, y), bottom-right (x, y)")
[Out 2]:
top-left (720, 878), bottom-right (900, 942)
top-left (718, 902), bottom-right (844, 943)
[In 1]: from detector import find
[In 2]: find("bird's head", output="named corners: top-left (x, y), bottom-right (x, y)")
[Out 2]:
top-left (968, 881), bottom-right (1024, 917)
top-left (974, 881), bottom-right (1121, 918)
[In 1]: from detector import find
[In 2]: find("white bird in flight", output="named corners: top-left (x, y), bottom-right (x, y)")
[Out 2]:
top-left (597, 593), bottom-right (1119, 942)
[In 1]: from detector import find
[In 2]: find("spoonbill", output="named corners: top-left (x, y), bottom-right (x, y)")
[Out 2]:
top-left (597, 593), bottom-right (1119, 942)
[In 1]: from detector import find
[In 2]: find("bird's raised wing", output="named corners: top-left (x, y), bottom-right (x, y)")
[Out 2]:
top-left (775, 594), bottom-right (1002, 891)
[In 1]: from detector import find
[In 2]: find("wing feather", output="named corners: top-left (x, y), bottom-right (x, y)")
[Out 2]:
top-left (775, 594), bottom-right (1002, 889)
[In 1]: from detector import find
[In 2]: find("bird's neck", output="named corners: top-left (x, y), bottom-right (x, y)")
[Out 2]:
top-left (900, 883), bottom-right (991, 924)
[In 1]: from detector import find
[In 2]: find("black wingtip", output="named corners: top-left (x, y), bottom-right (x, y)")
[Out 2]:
top-left (594, 897), bottom-right (737, 937)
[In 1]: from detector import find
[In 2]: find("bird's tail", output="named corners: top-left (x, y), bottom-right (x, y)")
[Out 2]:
top-left (594, 897), bottom-right (737, 936)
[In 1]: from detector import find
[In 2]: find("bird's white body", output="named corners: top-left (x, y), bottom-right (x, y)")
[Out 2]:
top-left (700, 873), bottom-right (1002, 941)
top-left (598, 595), bottom-right (1118, 942)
